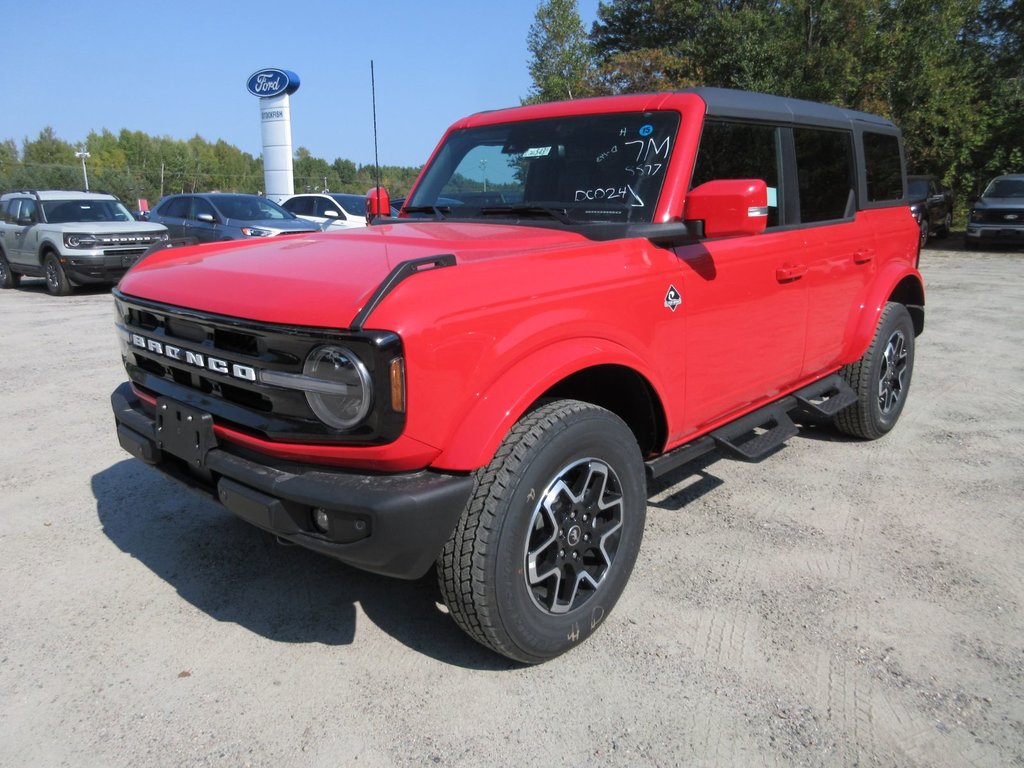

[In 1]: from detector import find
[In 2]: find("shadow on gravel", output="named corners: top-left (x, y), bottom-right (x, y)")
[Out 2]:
top-left (926, 231), bottom-right (1023, 255)
top-left (91, 459), bottom-right (517, 671)
top-left (9, 278), bottom-right (115, 296)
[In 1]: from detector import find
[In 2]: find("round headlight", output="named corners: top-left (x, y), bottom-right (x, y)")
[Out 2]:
top-left (303, 346), bottom-right (372, 429)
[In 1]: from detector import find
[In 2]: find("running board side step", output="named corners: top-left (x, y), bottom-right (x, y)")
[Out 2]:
top-left (711, 402), bottom-right (798, 461)
top-left (644, 373), bottom-right (856, 480)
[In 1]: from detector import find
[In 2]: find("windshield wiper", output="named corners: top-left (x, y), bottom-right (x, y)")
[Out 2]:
top-left (478, 205), bottom-right (572, 224)
top-left (402, 205), bottom-right (449, 220)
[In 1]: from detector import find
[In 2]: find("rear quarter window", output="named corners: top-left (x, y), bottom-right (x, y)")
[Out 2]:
top-left (863, 132), bottom-right (904, 202)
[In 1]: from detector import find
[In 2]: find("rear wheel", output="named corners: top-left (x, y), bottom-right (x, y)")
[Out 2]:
top-left (835, 302), bottom-right (915, 439)
top-left (0, 252), bottom-right (20, 288)
top-left (438, 400), bottom-right (646, 663)
top-left (44, 253), bottom-right (72, 296)
top-left (938, 211), bottom-right (952, 237)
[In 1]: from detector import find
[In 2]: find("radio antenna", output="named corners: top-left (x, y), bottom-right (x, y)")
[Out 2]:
top-left (371, 60), bottom-right (381, 219)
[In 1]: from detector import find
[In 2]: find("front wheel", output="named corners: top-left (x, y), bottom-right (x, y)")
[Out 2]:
top-left (44, 253), bottom-right (72, 296)
top-left (438, 400), bottom-right (646, 663)
top-left (834, 302), bottom-right (915, 439)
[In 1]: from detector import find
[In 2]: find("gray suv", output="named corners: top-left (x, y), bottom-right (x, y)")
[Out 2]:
top-left (0, 190), bottom-right (169, 295)
top-left (148, 193), bottom-right (319, 243)
top-left (966, 174), bottom-right (1024, 249)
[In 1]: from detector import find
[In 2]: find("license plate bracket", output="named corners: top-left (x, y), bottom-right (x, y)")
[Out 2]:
top-left (155, 398), bottom-right (217, 466)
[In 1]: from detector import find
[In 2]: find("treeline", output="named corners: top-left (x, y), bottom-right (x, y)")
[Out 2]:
top-left (0, 128), bottom-right (423, 207)
top-left (527, 0), bottom-right (1023, 212)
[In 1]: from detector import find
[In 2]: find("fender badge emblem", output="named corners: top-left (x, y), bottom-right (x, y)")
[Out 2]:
top-left (664, 285), bottom-right (682, 312)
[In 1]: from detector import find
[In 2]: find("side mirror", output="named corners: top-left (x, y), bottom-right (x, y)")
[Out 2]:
top-left (323, 209), bottom-right (339, 219)
top-left (366, 187), bottom-right (391, 223)
top-left (684, 179), bottom-right (768, 239)
top-left (17, 215), bottom-right (34, 226)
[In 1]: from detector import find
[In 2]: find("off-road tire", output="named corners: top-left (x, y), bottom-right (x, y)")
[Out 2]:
top-left (835, 302), bottom-right (915, 439)
top-left (438, 399), bottom-right (646, 663)
top-left (44, 252), bottom-right (72, 296)
top-left (0, 252), bottom-right (20, 288)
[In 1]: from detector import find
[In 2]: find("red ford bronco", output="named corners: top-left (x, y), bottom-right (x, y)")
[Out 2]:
top-left (111, 88), bottom-right (923, 663)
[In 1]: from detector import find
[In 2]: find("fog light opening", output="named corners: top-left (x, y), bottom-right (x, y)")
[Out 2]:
top-left (313, 507), bottom-right (330, 533)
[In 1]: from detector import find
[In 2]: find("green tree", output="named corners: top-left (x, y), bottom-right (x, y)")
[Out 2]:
top-left (525, 0), bottom-right (594, 103)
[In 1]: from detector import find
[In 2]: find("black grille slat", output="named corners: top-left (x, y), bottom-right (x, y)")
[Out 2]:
top-left (115, 292), bottom-right (405, 444)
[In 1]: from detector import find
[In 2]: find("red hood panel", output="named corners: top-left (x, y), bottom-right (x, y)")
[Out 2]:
top-left (118, 222), bottom-right (589, 328)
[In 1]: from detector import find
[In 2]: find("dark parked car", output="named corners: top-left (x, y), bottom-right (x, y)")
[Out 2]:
top-left (148, 193), bottom-right (319, 243)
top-left (908, 175), bottom-right (954, 247)
top-left (965, 174), bottom-right (1024, 249)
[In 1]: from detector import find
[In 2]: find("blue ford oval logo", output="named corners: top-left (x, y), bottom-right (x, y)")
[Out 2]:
top-left (246, 69), bottom-right (301, 98)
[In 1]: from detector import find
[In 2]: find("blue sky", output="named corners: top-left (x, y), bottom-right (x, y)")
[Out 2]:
top-left (6, 0), bottom-right (602, 169)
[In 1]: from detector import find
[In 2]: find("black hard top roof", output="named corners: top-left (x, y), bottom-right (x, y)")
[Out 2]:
top-left (686, 87), bottom-right (899, 132)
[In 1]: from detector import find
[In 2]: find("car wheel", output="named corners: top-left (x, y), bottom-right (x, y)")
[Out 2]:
top-left (918, 217), bottom-right (929, 249)
top-left (438, 399), bottom-right (646, 663)
top-left (938, 211), bottom-right (952, 237)
top-left (44, 253), bottom-right (72, 296)
top-left (834, 302), bottom-right (915, 440)
top-left (0, 252), bottom-right (20, 289)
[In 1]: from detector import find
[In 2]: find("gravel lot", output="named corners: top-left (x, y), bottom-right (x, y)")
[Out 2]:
top-left (1, 238), bottom-right (1022, 767)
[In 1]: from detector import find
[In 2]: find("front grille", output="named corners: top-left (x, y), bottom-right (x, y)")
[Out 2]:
top-left (102, 247), bottom-right (147, 257)
top-left (974, 208), bottom-right (1024, 225)
top-left (114, 291), bottom-right (404, 444)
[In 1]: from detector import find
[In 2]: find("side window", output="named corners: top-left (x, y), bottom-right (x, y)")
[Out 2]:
top-left (793, 127), bottom-right (855, 222)
top-left (160, 197), bottom-right (190, 218)
top-left (692, 121), bottom-right (782, 228)
top-left (284, 197), bottom-right (312, 216)
top-left (315, 198), bottom-right (344, 219)
top-left (863, 131), bottom-right (903, 202)
top-left (19, 199), bottom-right (37, 223)
top-left (0, 200), bottom-right (12, 223)
top-left (190, 198), bottom-right (216, 221)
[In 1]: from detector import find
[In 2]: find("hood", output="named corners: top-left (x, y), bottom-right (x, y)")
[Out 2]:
top-left (229, 217), bottom-right (320, 233)
top-left (118, 221), bottom-right (592, 328)
top-left (55, 221), bottom-right (168, 235)
top-left (974, 196), bottom-right (1024, 210)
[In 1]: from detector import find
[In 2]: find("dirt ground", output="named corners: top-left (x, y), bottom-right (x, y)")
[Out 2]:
top-left (1, 238), bottom-right (1022, 767)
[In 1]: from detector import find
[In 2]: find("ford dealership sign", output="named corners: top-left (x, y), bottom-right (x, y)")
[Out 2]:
top-left (246, 68), bottom-right (300, 98)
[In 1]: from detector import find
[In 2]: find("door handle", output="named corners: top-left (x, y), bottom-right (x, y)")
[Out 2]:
top-left (775, 264), bottom-right (807, 282)
top-left (854, 249), bottom-right (874, 264)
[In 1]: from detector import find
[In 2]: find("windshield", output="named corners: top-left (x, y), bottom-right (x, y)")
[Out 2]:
top-left (405, 111), bottom-right (680, 224)
top-left (212, 195), bottom-right (295, 221)
top-left (983, 178), bottom-right (1024, 198)
top-left (43, 198), bottom-right (134, 224)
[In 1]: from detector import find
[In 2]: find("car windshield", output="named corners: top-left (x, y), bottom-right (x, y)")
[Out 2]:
top-left (405, 111), bottom-right (680, 224)
top-left (42, 199), bottom-right (134, 224)
top-left (213, 195), bottom-right (295, 221)
top-left (983, 178), bottom-right (1024, 198)
top-left (331, 194), bottom-right (366, 216)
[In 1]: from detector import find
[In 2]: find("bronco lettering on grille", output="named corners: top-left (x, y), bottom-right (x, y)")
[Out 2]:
top-left (130, 333), bottom-right (257, 382)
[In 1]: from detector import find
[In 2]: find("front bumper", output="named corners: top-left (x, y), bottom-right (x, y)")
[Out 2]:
top-left (63, 250), bottom-right (146, 283)
top-left (111, 382), bottom-right (473, 579)
top-left (965, 225), bottom-right (1024, 244)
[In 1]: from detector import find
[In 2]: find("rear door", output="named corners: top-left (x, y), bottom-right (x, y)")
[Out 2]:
top-left (155, 197), bottom-right (190, 239)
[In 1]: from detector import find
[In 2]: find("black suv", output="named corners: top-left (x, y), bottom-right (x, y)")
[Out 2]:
top-left (908, 175), bottom-right (954, 247)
